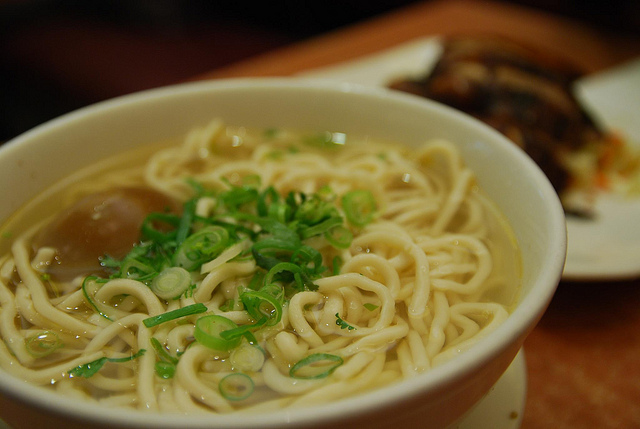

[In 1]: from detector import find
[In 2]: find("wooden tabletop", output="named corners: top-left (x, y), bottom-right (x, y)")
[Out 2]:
top-left (195, 1), bottom-right (640, 428)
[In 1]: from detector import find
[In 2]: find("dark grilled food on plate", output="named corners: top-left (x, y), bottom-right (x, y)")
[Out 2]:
top-left (388, 36), bottom-right (636, 217)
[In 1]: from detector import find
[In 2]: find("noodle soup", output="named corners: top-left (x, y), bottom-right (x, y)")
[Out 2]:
top-left (0, 119), bottom-right (520, 413)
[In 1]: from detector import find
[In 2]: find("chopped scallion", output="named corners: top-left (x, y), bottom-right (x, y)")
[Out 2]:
top-left (143, 303), bottom-right (207, 328)
top-left (335, 313), bottom-right (356, 331)
top-left (364, 303), bottom-right (379, 311)
top-left (173, 226), bottom-right (230, 271)
top-left (155, 361), bottom-right (176, 379)
top-left (25, 331), bottom-right (63, 358)
top-left (289, 353), bottom-right (343, 379)
top-left (342, 190), bottom-right (377, 227)
top-left (219, 373), bottom-right (254, 401)
top-left (150, 337), bottom-right (179, 365)
top-left (324, 225), bottom-right (353, 249)
top-left (69, 349), bottom-right (146, 378)
top-left (239, 285), bottom-right (284, 326)
top-left (194, 315), bottom-right (242, 351)
top-left (150, 266), bottom-right (192, 300)
top-left (82, 276), bottom-right (113, 321)
top-left (230, 343), bottom-right (265, 372)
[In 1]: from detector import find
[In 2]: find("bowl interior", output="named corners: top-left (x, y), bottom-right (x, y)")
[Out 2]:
top-left (0, 78), bottom-right (566, 428)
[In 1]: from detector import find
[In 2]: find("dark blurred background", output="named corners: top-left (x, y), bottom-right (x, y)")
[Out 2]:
top-left (1, 0), bottom-right (639, 142)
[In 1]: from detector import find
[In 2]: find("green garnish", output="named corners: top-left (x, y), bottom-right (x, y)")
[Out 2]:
top-left (363, 303), bottom-right (379, 311)
top-left (69, 349), bottom-right (146, 378)
top-left (219, 373), bottom-right (254, 401)
top-left (183, 283), bottom-right (197, 299)
top-left (239, 283), bottom-right (284, 327)
top-left (303, 131), bottom-right (347, 149)
top-left (100, 182), bottom-right (373, 294)
top-left (150, 266), bottom-right (192, 300)
top-left (289, 353), bottom-right (344, 379)
top-left (230, 343), bottom-right (265, 372)
top-left (173, 226), bottom-right (230, 271)
top-left (324, 225), bottom-right (353, 249)
top-left (219, 298), bottom-right (235, 312)
top-left (142, 303), bottom-right (207, 328)
top-left (342, 190), bottom-right (377, 227)
top-left (194, 315), bottom-right (242, 351)
top-left (150, 337), bottom-right (179, 364)
top-left (25, 331), bottom-right (63, 358)
top-left (82, 276), bottom-right (113, 321)
top-left (218, 317), bottom-right (267, 344)
top-left (86, 179), bottom-right (378, 357)
top-left (150, 337), bottom-right (178, 379)
top-left (335, 313), bottom-right (356, 331)
top-left (155, 361), bottom-right (176, 379)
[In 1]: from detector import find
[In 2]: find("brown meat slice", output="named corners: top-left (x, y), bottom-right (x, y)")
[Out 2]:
top-left (389, 36), bottom-right (608, 214)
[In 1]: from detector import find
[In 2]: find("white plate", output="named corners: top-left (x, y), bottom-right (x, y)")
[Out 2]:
top-left (300, 37), bottom-right (640, 280)
top-left (454, 350), bottom-right (526, 429)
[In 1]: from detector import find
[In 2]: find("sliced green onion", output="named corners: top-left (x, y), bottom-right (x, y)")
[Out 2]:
top-left (25, 331), bottom-right (63, 358)
top-left (117, 244), bottom-right (161, 279)
top-left (291, 246), bottom-right (323, 274)
top-left (143, 303), bottom-right (207, 328)
top-left (150, 337), bottom-right (179, 365)
top-left (257, 186), bottom-right (279, 217)
top-left (220, 185), bottom-right (259, 210)
top-left (268, 201), bottom-right (292, 224)
top-left (239, 285), bottom-right (284, 326)
top-left (103, 241), bottom-right (168, 283)
top-left (173, 226), bottom-right (230, 271)
top-left (150, 266), bottom-right (192, 300)
top-left (199, 239), bottom-right (251, 274)
top-left (300, 215), bottom-right (343, 239)
top-left (332, 255), bottom-right (343, 275)
top-left (324, 225), bottom-right (353, 249)
top-left (364, 303), bottom-right (379, 311)
top-left (155, 361), bottom-right (176, 379)
top-left (241, 330), bottom-right (260, 347)
top-left (342, 190), bottom-right (377, 227)
top-left (262, 260), bottom-right (317, 293)
top-left (289, 353), bottom-right (343, 379)
top-left (194, 315), bottom-right (242, 351)
top-left (303, 131), bottom-right (346, 150)
top-left (219, 317), bottom-right (267, 342)
top-left (69, 349), bottom-right (146, 378)
top-left (230, 343), bottom-right (265, 372)
top-left (264, 262), bottom-right (302, 285)
top-left (252, 216), bottom-right (299, 243)
top-left (140, 212), bottom-right (180, 243)
top-left (175, 198), bottom-right (197, 245)
top-left (219, 298), bottom-right (235, 312)
top-left (335, 313), bottom-right (356, 330)
top-left (219, 373), bottom-right (254, 401)
top-left (82, 276), bottom-right (114, 321)
top-left (251, 237), bottom-right (298, 272)
top-left (247, 271), bottom-right (265, 291)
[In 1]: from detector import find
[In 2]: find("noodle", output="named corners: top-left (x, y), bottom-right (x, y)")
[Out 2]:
top-left (0, 120), bottom-right (521, 413)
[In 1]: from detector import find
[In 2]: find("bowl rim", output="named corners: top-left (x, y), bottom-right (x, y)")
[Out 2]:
top-left (0, 77), bottom-right (566, 428)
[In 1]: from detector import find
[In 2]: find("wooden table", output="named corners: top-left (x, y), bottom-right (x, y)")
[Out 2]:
top-left (195, 1), bottom-right (640, 428)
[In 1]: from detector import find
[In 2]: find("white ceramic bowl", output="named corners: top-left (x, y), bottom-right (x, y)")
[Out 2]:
top-left (0, 78), bottom-right (566, 429)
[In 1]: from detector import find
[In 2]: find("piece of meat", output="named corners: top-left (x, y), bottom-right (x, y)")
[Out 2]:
top-left (389, 36), bottom-right (609, 214)
top-left (34, 187), bottom-right (180, 280)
